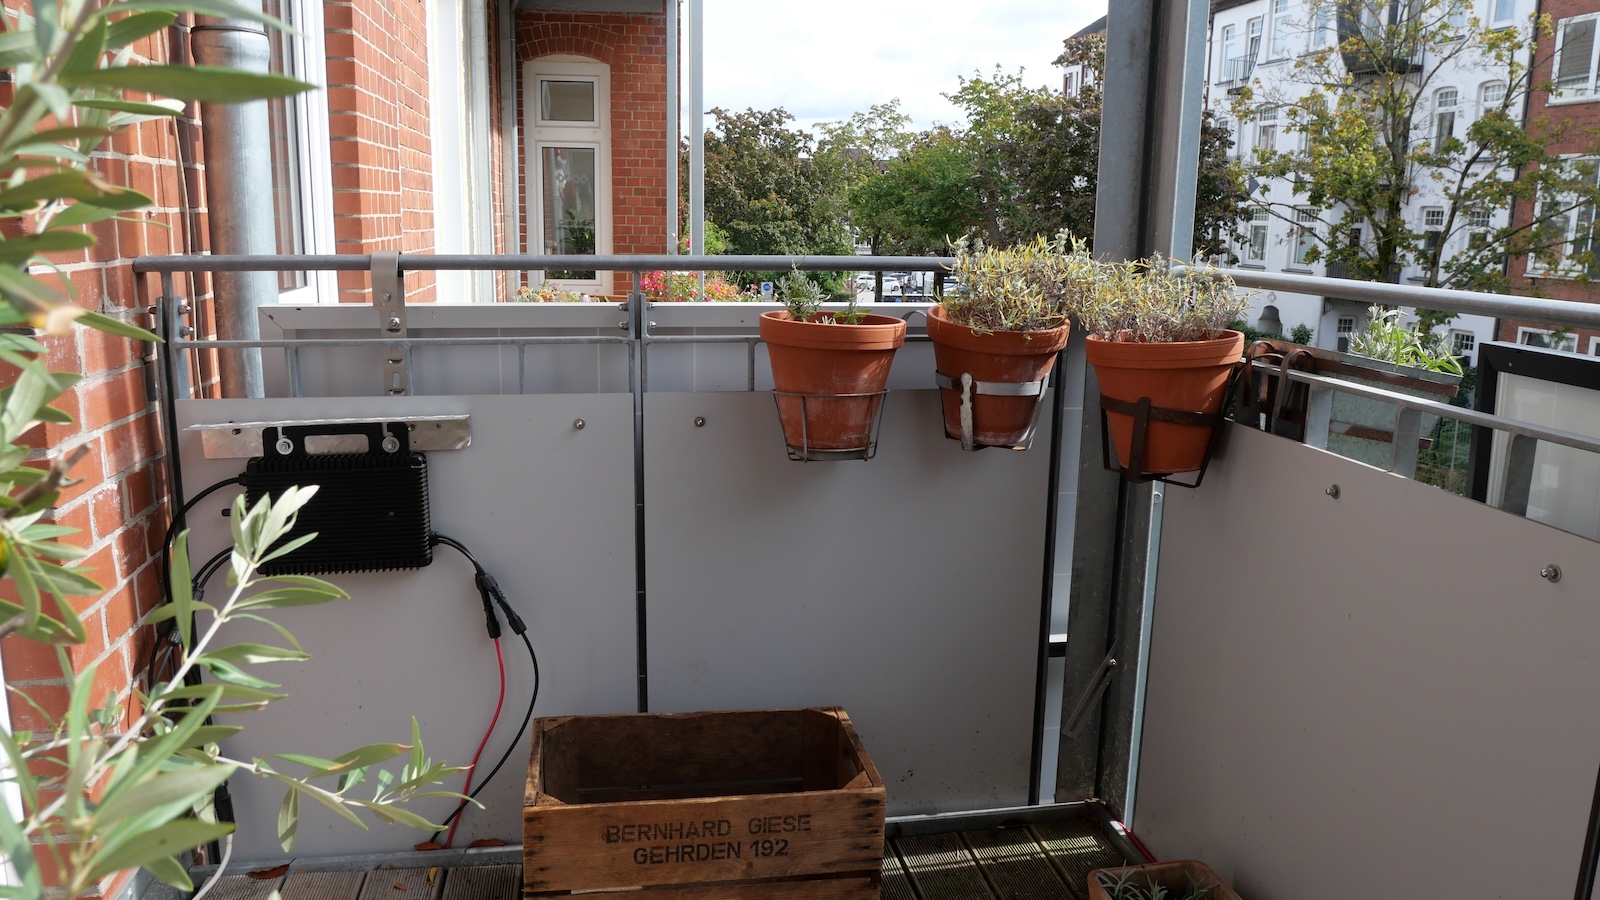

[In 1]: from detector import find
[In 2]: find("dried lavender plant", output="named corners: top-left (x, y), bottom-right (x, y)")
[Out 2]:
top-left (943, 232), bottom-right (1092, 334)
top-left (1075, 257), bottom-right (1250, 343)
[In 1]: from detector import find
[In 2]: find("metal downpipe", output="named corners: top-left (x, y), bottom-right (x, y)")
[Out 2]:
top-left (191, 5), bottom-right (273, 398)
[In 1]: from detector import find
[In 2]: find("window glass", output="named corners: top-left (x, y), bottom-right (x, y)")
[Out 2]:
top-left (1434, 90), bottom-right (1457, 147)
top-left (1480, 81), bottom-right (1506, 109)
top-left (541, 147), bottom-right (598, 279)
top-left (1270, 0), bottom-right (1290, 57)
top-left (264, 0), bottom-right (305, 292)
top-left (1493, 0), bottom-right (1516, 24)
top-left (1293, 208), bottom-right (1317, 265)
top-left (1248, 208), bottom-right (1270, 262)
top-left (1556, 17), bottom-right (1599, 98)
top-left (542, 80), bottom-right (596, 122)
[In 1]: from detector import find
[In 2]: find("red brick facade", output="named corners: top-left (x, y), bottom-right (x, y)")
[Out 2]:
top-left (1502, 0), bottom-right (1600, 352)
top-left (0, 3), bottom-right (673, 895)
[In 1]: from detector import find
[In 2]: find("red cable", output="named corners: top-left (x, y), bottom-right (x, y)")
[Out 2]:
top-left (446, 637), bottom-right (506, 849)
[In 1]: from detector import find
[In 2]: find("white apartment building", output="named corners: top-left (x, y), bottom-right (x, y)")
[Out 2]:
top-left (1203, 0), bottom-right (1530, 365)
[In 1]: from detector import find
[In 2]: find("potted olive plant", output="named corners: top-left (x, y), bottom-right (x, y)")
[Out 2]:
top-left (759, 269), bottom-right (907, 460)
top-left (1076, 258), bottom-right (1251, 480)
top-left (929, 234), bottom-right (1089, 450)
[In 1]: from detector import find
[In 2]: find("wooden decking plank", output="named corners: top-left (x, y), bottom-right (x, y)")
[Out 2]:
top-left (281, 871), bottom-right (367, 900)
top-left (194, 875), bottom-right (285, 900)
top-left (357, 868), bottom-right (439, 900)
top-left (962, 827), bottom-right (1072, 899)
top-left (880, 844), bottom-right (918, 900)
top-left (438, 864), bottom-right (521, 900)
top-left (1029, 821), bottom-right (1128, 899)
top-left (894, 832), bottom-right (995, 900)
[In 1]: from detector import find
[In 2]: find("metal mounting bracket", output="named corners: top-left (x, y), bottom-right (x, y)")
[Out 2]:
top-left (186, 415), bottom-right (472, 459)
top-left (372, 251), bottom-right (407, 395)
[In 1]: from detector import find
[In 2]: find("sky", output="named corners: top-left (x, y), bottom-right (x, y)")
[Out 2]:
top-left (698, 1), bottom-right (1110, 137)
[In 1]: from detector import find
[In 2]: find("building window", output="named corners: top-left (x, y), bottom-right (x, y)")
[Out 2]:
top-left (429, 0), bottom-right (494, 303)
top-left (1533, 156), bottom-right (1600, 277)
top-left (1064, 72), bottom-right (1076, 94)
top-left (1519, 327), bottom-right (1579, 353)
top-left (1479, 80), bottom-right (1506, 110)
top-left (1337, 315), bottom-right (1355, 351)
top-left (1450, 330), bottom-right (1476, 355)
top-left (1434, 89), bottom-right (1457, 147)
top-left (1422, 207), bottom-right (1445, 259)
top-left (1255, 107), bottom-right (1278, 155)
top-left (1219, 25), bottom-right (1237, 82)
top-left (1312, 2), bottom-right (1334, 47)
top-left (1590, 335), bottom-right (1600, 356)
top-left (1445, 1), bottom-right (1466, 35)
top-left (1248, 207), bottom-right (1270, 262)
top-left (1247, 16), bottom-right (1263, 63)
top-left (1292, 208), bottom-right (1318, 266)
top-left (526, 57), bottom-right (612, 294)
top-left (1467, 209), bottom-right (1491, 248)
top-left (1269, 0), bottom-right (1291, 59)
top-left (1491, 0), bottom-right (1517, 27)
top-left (264, 0), bottom-right (335, 303)
top-left (1553, 14), bottom-right (1600, 101)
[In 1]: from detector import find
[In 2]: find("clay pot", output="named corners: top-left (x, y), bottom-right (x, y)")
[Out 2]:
top-left (1084, 330), bottom-right (1245, 476)
top-left (1087, 860), bottom-right (1242, 900)
top-left (759, 311), bottom-right (907, 458)
top-left (926, 304), bottom-right (1071, 448)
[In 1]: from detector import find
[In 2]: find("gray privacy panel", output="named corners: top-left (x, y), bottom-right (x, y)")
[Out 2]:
top-left (1137, 423), bottom-right (1600, 899)
top-left (642, 389), bottom-right (1051, 816)
top-left (176, 395), bottom-right (637, 860)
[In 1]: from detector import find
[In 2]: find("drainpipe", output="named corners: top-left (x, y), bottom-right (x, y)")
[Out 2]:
top-left (666, 0), bottom-right (679, 254)
top-left (501, 0), bottom-right (519, 258)
top-left (191, 3), bottom-right (273, 398)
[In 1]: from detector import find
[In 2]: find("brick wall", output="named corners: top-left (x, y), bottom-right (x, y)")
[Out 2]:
top-left (516, 6), bottom-right (672, 297)
top-left (326, 0), bottom-right (438, 303)
top-left (1502, 0), bottom-right (1600, 350)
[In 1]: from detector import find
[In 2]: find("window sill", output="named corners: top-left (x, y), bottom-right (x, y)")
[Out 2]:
top-left (1283, 267), bottom-right (1313, 274)
top-left (1545, 94), bottom-right (1600, 107)
top-left (1239, 263), bottom-right (1267, 269)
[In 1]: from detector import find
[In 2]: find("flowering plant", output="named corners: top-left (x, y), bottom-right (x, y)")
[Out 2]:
top-left (512, 283), bottom-right (598, 303)
top-left (640, 270), bottom-right (758, 303)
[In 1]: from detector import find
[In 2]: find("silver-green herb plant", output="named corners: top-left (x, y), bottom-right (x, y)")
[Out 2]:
top-left (1075, 256), bottom-right (1251, 344)
top-left (1095, 869), bottom-right (1217, 900)
top-left (777, 266), bottom-right (828, 322)
top-left (943, 231), bottom-right (1091, 334)
top-left (1347, 304), bottom-right (1465, 376)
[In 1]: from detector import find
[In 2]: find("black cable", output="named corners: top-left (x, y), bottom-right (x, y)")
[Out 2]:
top-left (426, 533), bottom-right (541, 841)
top-left (158, 475), bottom-right (242, 614)
top-left (146, 546), bottom-right (232, 694)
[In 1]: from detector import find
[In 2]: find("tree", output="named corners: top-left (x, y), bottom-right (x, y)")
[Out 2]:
top-left (1235, 0), bottom-right (1600, 314)
top-left (698, 107), bottom-right (854, 288)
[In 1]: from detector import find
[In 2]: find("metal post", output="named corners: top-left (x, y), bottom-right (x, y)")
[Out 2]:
top-left (688, 0), bottom-right (704, 259)
top-left (1057, 0), bottom-right (1209, 819)
top-left (500, 0), bottom-right (520, 258)
top-left (191, 2), bottom-right (273, 398)
top-left (666, 0), bottom-right (680, 255)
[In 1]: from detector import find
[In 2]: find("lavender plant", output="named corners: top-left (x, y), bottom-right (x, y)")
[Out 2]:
top-left (1075, 257), bottom-right (1250, 344)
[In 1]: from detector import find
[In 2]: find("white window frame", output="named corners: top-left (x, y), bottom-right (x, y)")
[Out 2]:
top-left (1490, 0), bottom-right (1517, 28)
top-left (526, 56), bottom-right (614, 296)
top-left (429, 0), bottom-right (495, 303)
top-left (1312, 2), bottom-right (1333, 47)
top-left (1450, 329), bottom-right (1476, 355)
top-left (1218, 25), bottom-right (1236, 81)
top-left (1268, 0), bottom-right (1291, 60)
top-left (1530, 154), bottom-right (1600, 278)
top-left (1434, 88), bottom-right (1457, 146)
top-left (1247, 207), bottom-right (1270, 262)
top-left (1590, 335), bottom-right (1600, 356)
top-left (1247, 16), bottom-right (1264, 62)
top-left (1551, 13), bottom-right (1600, 104)
top-left (266, 0), bottom-right (336, 304)
top-left (1479, 80), bottom-right (1507, 111)
top-left (1337, 316), bottom-right (1356, 335)
top-left (1518, 327), bottom-right (1580, 353)
top-left (1291, 207), bottom-right (1317, 266)
top-left (1255, 107), bottom-right (1278, 155)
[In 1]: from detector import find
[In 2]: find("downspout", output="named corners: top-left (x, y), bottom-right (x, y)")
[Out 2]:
top-left (191, 3), bottom-right (273, 398)
top-left (688, 0), bottom-right (703, 258)
top-left (666, 0), bottom-right (679, 254)
top-left (501, 0), bottom-right (520, 259)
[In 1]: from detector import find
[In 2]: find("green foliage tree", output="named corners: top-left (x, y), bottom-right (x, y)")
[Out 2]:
top-left (0, 3), bottom-right (462, 896)
top-left (1235, 0), bottom-right (1600, 323)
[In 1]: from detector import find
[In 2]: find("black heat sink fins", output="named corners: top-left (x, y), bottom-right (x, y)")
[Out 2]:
top-left (241, 436), bottom-right (432, 575)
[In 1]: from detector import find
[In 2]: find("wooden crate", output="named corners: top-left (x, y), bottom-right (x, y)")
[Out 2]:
top-left (523, 707), bottom-right (885, 898)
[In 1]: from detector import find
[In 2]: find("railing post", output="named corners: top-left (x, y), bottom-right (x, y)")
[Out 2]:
top-left (1304, 384), bottom-right (1333, 449)
top-left (1498, 433), bottom-right (1539, 516)
top-left (1389, 406), bottom-right (1423, 477)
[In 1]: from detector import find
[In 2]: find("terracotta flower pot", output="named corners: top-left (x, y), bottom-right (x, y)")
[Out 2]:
top-left (1085, 330), bottom-right (1245, 476)
top-left (1087, 859), bottom-right (1242, 900)
top-left (759, 310), bottom-right (907, 459)
top-left (926, 304), bottom-right (1071, 449)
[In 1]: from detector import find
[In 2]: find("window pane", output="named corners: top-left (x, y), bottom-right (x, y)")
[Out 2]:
top-left (1494, 0), bottom-right (1516, 20)
top-left (263, 0), bottom-right (305, 292)
top-left (542, 80), bottom-right (595, 122)
top-left (1558, 19), bottom-right (1597, 90)
top-left (542, 146), bottom-right (597, 279)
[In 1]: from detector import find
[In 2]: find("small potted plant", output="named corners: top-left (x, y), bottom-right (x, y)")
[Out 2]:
top-left (759, 269), bottom-right (907, 460)
top-left (1077, 258), bottom-right (1251, 479)
top-left (1087, 860), bottom-right (1241, 900)
top-left (928, 234), bottom-right (1086, 450)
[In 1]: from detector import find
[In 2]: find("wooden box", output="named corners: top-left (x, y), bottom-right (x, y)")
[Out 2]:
top-left (524, 707), bottom-right (886, 898)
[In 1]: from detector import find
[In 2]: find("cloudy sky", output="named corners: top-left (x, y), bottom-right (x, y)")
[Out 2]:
top-left (698, 1), bottom-right (1109, 136)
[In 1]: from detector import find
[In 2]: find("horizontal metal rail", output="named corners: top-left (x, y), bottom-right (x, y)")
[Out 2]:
top-left (1211, 266), bottom-right (1600, 331)
top-left (134, 253), bottom-right (958, 274)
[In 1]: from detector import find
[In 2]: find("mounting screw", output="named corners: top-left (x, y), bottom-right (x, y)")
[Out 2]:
top-left (694, 416), bottom-right (706, 427)
top-left (178, 326), bottom-right (195, 338)
top-left (573, 419), bottom-right (585, 430)
top-left (380, 435), bottom-right (401, 453)
top-left (1325, 484), bottom-right (1341, 499)
top-left (1542, 564), bottom-right (1563, 583)
top-left (231, 428), bottom-right (241, 435)
top-left (387, 317), bottom-right (402, 331)
top-left (619, 320), bottom-right (629, 330)
top-left (178, 303), bottom-right (192, 315)
top-left (274, 437), bottom-right (294, 455)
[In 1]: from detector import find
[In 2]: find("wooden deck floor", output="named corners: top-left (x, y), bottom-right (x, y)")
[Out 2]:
top-left (200, 818), bottom-right (1131, 900)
